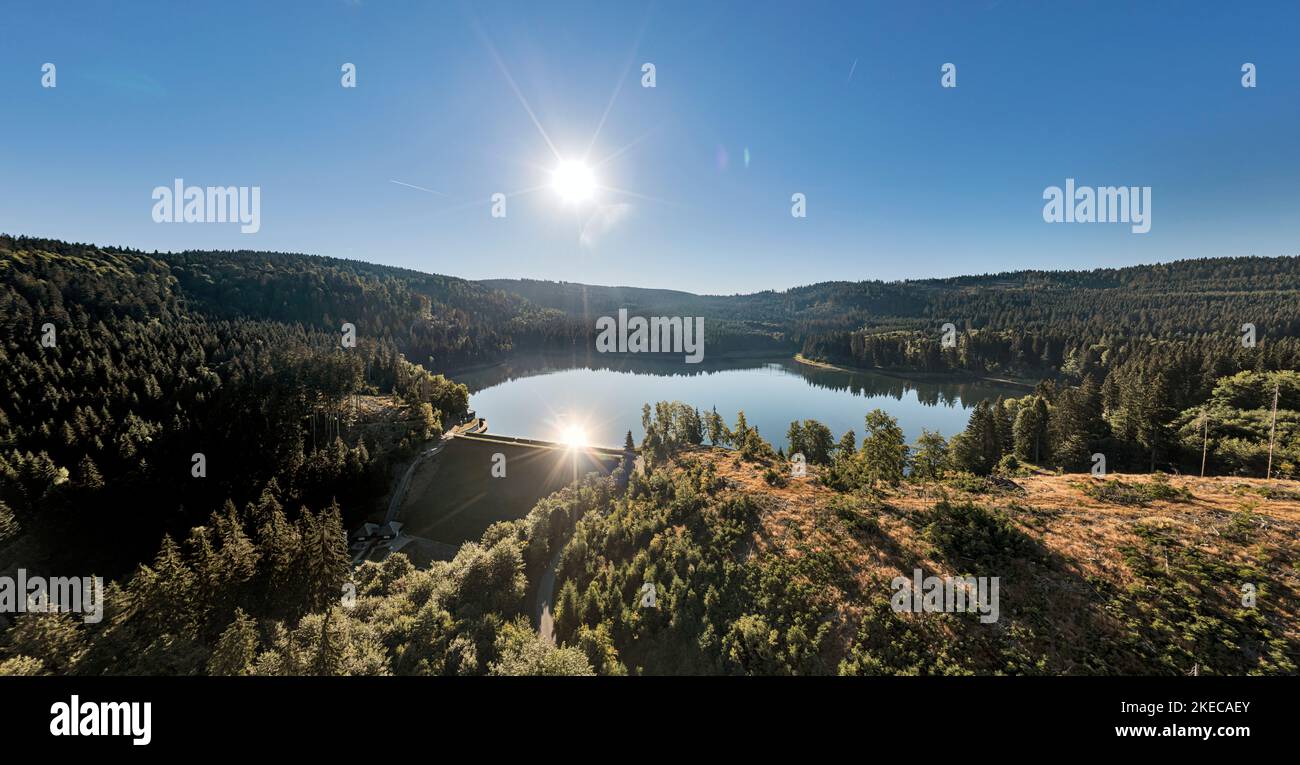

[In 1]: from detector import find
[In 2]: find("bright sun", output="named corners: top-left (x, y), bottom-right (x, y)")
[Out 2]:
top-left (560, 424), bottom-right (589, 448)
top-left (551, 160), bottom-right (597, 204)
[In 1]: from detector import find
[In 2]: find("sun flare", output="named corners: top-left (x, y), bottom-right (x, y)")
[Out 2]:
top-left (559, 424), bottom-right (589, 448)
top-left (551, 160), bottom-right (597, 204)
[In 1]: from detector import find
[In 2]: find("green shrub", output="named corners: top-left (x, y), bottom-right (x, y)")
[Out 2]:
top-left (1083, 475), bottom-right (1192, 506)
top-left (921, 499), bottom-right (1031, 570)
top-left (1222, 504), bottom-right (1260, 543)
top-left (827, 496), bottom-right (881, 537)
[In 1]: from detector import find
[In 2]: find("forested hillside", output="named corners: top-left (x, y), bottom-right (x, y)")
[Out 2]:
top-left (488, 259), bottom-right (1300, 477)
top-left (4, 236), bottom-right (1297, 568)
top-left (489, 257), bottom-right (1300, 339)
top-left (6, 402), bottom-right (1295, 676)
top-left (0, 236), bottom-right (474, 575)
top-left (487, 257), bottom-right (1300, 379)
top-left (0, 460), bottom-right (607, 676)
top-left (2, 236), bottom-right (1297, 676)
top-left (165, 249), bottom-right (574, 368)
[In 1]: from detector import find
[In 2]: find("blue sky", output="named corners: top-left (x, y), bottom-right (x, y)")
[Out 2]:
top-left (2, 1), bottom-right (1298, 293)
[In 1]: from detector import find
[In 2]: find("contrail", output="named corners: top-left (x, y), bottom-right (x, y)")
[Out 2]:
top-left (389, 180), bottom-right (448, 196)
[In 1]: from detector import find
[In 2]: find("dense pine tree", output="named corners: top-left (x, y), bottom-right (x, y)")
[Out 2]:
top-left (954, 401), bottom-right (1001, 475)
top-left (1013, 396), bottom-right (1050, 464)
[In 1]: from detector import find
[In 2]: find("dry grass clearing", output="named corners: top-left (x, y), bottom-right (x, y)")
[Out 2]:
top-left (684, 447), bottom-right (1299, 672)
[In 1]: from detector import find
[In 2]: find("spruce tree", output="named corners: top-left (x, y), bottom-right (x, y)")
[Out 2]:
top-left (733, 411), bottom-right (752, 454)
top-left (706, 406), bottom-right (729, 447)
top-left (302, 502), bottom-right (350, 614)
top-left (0, 499), bottom-right (17, 544)
top-left (1049, 388), bottom-right (1092, 470)
top-left (207, 608), bottom-right (259, 676)
top-left (73, 454), bottom-right (104, 492)
top-left (837, 429), bottom-right (856, 455)
top-left (954, 401), bottom-right (999, 475)
top-left (1013, 396), bottom-right (1049, 463)
top-left (786, 421), bottom-right (806, 460)
top-left (992, 398), bottom-right (1013, 457)
top-left (801, 420), bottom-right (834, 464)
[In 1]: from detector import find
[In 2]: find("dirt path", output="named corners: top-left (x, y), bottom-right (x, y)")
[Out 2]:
top-left (535, 548), bottom-right (564, 643)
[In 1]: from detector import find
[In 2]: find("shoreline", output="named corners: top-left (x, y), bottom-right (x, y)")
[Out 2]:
top-left (448, 350), bottom-right (1040, 390)
top-left (792, 353), bottom-right (1038, 389)
top-left (444, 348), bottom-right (794, 380)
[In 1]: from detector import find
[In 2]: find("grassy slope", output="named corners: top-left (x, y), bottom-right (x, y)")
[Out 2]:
top-left (554, 448), bottom-right (1300, 675)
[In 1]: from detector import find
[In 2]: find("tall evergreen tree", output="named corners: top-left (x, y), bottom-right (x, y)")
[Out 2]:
top-left (992, 398), bottom-right (1014, 457)
top-left (786, 421), bottom-right (807, 460)
top-left (705, 406), bottom-right (729, 447)
top-left (207, 608), bottom-right (259, 676)
top-left (0, 500), bottom-right (17, 544)
top-left (837, 429), bottom-right (856, 455)
top-left (302, 502), bottom-right (351, 614)
top-left (800, 420), bottom-right (835, 464)
top-left (733, 411), bottom-right (753, 454)
top-left (954, 401), bottom-right (1000, 475)
top-left (1013, 396), bottom-right (1050, 463)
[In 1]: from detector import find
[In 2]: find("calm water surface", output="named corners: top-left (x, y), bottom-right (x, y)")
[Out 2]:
top-left (457, 354), bottom-right (1026, 450)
